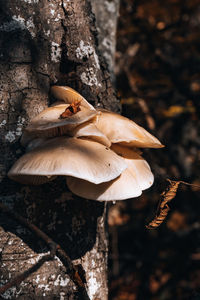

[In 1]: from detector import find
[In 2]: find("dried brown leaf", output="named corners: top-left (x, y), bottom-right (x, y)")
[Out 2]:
top-left (60, 100), bottom-right (81, 119)
top-left (146, 179), bottom-right (180, 229)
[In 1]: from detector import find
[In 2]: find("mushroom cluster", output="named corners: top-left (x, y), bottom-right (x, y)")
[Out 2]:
top-left (8, 86), bottom-right (164, 201)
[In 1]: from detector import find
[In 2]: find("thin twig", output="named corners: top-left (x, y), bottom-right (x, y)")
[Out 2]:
top-left (178, 181), bottom-right (200, 189)
top-left (0, 254), bottom-right (52, 295)
top-left (0, 202), bottom-right (56, 254)
top-left (0, 202), bottom-right (89, 299)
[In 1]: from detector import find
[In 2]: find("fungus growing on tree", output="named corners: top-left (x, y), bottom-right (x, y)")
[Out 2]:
top-left (25, 103), bottom-right (97, 137)
top-left (8, 137), bottom-right (127, 185)
top-left (71, 122), bottom-right (111, 147)
top-left (66, 145), bottom-right (154, 201)
top-left (20, 100), bottom-right (98, 147)
top-left (95, 109), bottom-right (164, 148)
top-left (8, 86), bottom-right (163, 201)
top-left (51, 85), bottom-right (95, 110)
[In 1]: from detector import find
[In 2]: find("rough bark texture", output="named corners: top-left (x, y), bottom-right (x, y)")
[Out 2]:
top-left (0, 0), bottom-right (119, 299)
top-left (91, 0), bottom-right (120, 83)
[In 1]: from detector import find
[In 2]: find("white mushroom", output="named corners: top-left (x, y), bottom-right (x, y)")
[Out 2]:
top-left (8, 85), bottom-right (163, 202)
top-left (95, 109), bottom-right (164, 148)
top-left (24, 103), bottom-right (98, 138)
top-left (51, 85), bottom-right (95, 110)
top-left (66, 144), bottom-right (154, 201)
top-left (71, 122), bottom-right (111, 147)
top-left (8, 137), bottom-right (127, 185)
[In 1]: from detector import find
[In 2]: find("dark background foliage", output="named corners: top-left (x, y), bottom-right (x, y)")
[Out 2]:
top-left (108, 0), bottom-right (200, 299)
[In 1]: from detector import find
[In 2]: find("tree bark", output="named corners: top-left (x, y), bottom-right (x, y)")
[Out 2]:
top-left (91, 0), bottom-right (120, 83)
top-left (0, 0), bottom-right (119, 299)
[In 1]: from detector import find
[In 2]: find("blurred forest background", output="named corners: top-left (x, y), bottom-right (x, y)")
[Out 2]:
top-left (108, 0), bottom-right (200, 299)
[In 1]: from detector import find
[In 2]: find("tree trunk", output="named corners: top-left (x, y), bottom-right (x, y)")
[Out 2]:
top-left (91, 0), bottom-right (120, 83)
top-left (0, 0), bottom-right (119, 299)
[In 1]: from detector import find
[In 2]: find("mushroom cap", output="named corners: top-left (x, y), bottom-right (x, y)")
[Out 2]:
top-left (95, 109), bottom-right (164, 148)
top-left (10, 174), bottom-right (57, 185)
top-left (25, 138), bottom-right (48, 152)
top-left (66, 144), bottom-right (154, 201)
top-left (8, 137), bottom-right (127, 185)
top-left (71, 122), bottom-right (111, 147)
top-left (112, 144), bottom-right (154, 190)
top-left (51, 86), bottom-right (95, 110)
top-left (24, 103), bottom-right (98, 138)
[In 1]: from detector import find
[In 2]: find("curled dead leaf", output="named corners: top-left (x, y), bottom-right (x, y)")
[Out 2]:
top-left (146, 179), bottom-right (180, 229)
top-left (60, 100), bottom-right (81, 119)
top-left (147, 179), bottom-right (200, 229)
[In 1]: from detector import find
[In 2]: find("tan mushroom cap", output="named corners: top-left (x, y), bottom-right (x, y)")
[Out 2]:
top-left (51, 86), bottom-right (95, 110)
top-left (95, 109), bottom-right (164, 148)
top-left (112, 144), bottom-right (154, 190)
top-left (25, 137), bottom-right (48, 152)
top-left (8, 137), bottom-right (127, 185)
top-left (9, 174), bottom-right (57, 185)
top-left (71, 122), bottom-right (111, 147)
top-left (66, 144), bottom-right (154, 201)
top-left (24, 103), bottom-right (98, 138)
